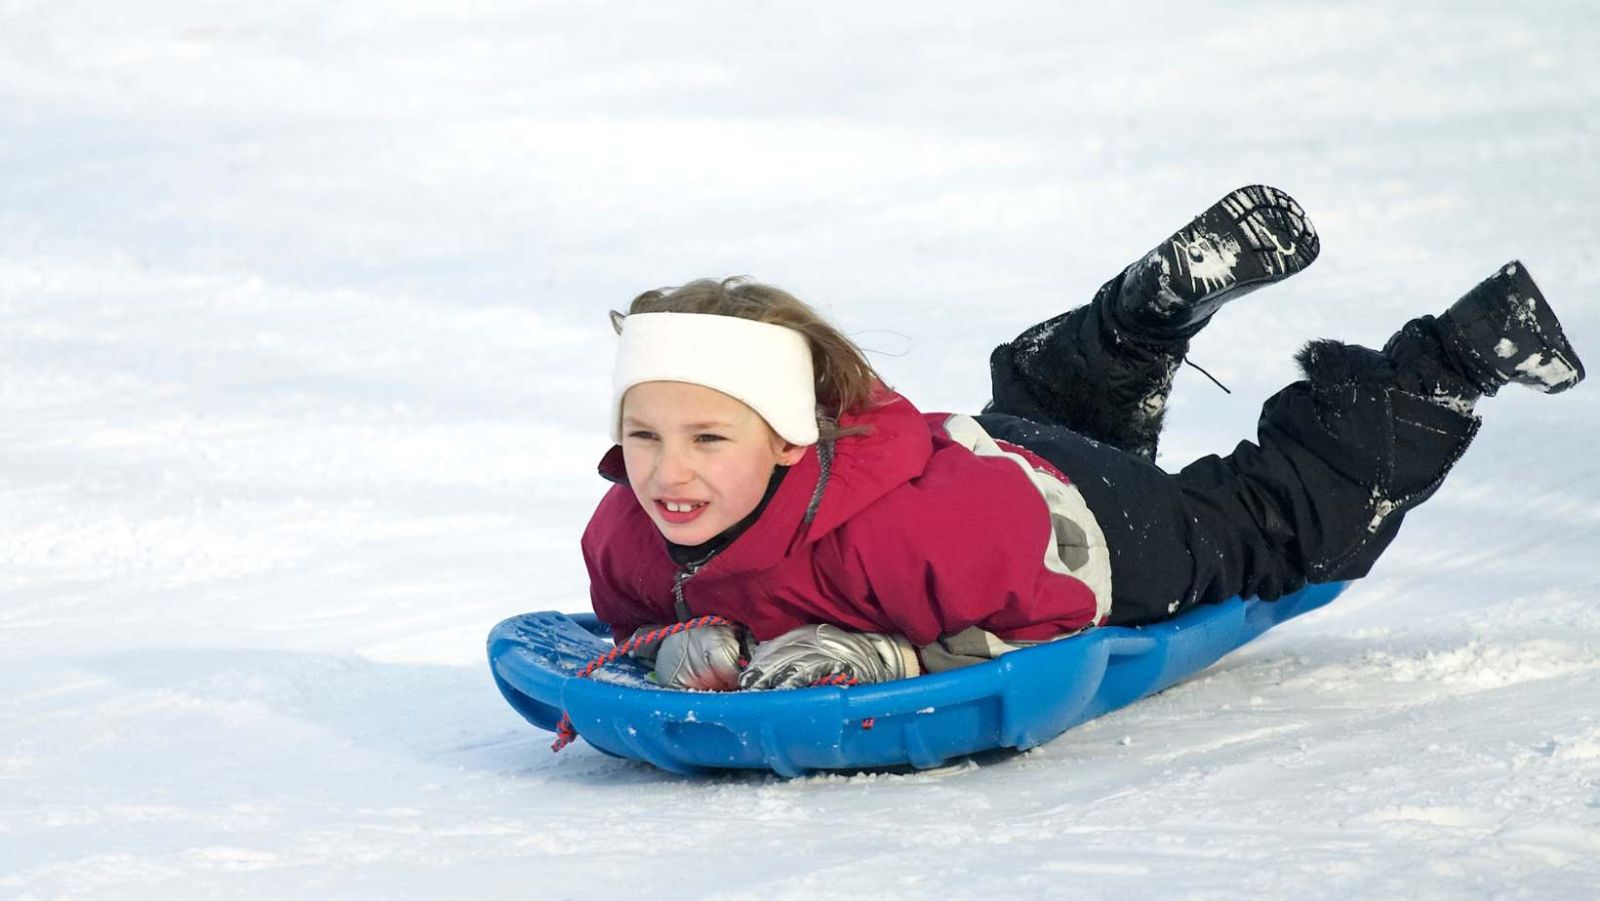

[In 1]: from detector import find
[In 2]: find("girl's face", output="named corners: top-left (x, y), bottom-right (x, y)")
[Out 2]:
top-left (621, 381), bottom-right (807, 547)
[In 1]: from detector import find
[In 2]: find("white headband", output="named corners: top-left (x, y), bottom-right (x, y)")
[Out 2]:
top-left (611, 312), bottom-right (819, 446)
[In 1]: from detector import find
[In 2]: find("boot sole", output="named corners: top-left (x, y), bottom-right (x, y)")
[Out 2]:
top-left (1124, 185), bottom-right (1322, 332)
top-left (1163, 185), bottom-right (1321, 310)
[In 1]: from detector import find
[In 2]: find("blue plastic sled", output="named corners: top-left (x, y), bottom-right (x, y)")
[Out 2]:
top-left (487, 581), bottom-right (1347, 777)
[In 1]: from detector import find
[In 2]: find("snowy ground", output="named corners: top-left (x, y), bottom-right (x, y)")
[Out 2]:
top-left (4, 1), bottom-right (1600, 897)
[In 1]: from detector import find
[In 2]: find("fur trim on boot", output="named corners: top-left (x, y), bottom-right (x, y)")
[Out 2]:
top-left (1295, 338), bottom-right (1392, 389)
top-left (1297, 335), bottom-right (1483, 416)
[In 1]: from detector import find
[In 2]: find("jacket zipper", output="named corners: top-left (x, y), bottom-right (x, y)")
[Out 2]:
top-left (671, 557), bottom-right (711, 621)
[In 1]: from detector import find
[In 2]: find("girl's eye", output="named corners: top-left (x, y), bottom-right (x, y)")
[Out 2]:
top-left (695, 434), bottom-right (727, 444)
top-left (625, 430), bottom-right (658, 441)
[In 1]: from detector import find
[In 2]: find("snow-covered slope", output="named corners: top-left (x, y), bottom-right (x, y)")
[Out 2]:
top-left (4, 2), bottom-right (1599, 897)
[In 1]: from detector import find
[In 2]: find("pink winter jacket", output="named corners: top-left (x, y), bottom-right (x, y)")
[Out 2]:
top-left (582, 390), bottom-right (1113, 647)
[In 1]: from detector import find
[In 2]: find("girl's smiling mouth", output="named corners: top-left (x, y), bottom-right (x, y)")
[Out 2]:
top-left (655, 499), bottom-right (708, 524)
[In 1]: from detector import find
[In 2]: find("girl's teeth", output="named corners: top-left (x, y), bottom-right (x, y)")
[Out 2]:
top-left (665, 501), bottom-right (702, 513)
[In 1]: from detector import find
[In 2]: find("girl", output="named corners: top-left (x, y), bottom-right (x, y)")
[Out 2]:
top-left (582, 186), bottom-right (1585, 693)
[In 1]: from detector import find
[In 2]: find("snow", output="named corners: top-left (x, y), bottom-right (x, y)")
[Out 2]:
top-left (4, 1), bottom-right (1600, 897)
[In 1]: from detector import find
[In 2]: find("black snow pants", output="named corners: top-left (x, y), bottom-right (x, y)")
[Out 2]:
top-left (978, 270), bottom-right (1481, 626)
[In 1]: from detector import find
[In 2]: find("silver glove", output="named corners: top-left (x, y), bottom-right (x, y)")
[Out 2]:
top-left (738, 624), bottom-right (918, 690)
top-left (628, 624), bottom-right (747, 691)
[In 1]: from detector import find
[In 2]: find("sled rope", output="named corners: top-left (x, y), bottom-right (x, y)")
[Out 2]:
top-left (811, 673), bottom-right (875, 729)
top-left (551, 615), bottom-right (737, 752)
top-left (552, 617), bottom-right (875, 752)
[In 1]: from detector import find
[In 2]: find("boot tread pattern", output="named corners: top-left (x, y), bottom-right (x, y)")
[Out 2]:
top-left (1169, 185), bottom-right (1321, 299)
top-left (1114, 185), bottom-right (1321, 338)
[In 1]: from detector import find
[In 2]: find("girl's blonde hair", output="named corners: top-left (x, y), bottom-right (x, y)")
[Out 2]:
top-left (612, 277), bottom-right (887, 441)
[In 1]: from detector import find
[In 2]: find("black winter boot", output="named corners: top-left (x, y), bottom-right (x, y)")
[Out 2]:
top-left (985, 274), bottom-right (1185, 461)
top-left (986, 186), bottom-right (1320, 462)
top-left (1114, 185), bottom-right (1321, 340)
top-left (1382, 316), bottom-right (1484, 414)
top-left (1436, 261), bottom-right (1585, 396)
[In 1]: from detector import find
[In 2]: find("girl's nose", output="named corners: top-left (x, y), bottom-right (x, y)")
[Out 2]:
top-left (656, 447), bottom-right (694, 484)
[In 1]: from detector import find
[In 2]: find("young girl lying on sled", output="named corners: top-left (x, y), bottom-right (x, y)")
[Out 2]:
top-left (581, 186), bottom-right (1585, 692)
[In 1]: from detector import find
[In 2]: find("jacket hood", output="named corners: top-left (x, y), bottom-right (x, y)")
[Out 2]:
top-left (802, 391), bottom-right (931, 538)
